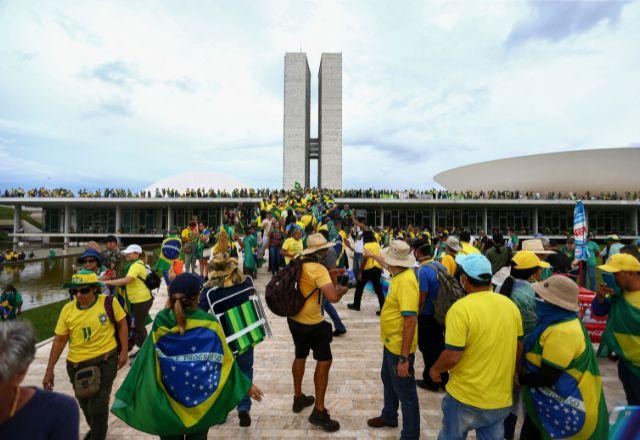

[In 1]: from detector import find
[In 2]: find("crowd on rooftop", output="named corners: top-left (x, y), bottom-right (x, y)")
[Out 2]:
top-left (2, 186), bottom-right (640, 201)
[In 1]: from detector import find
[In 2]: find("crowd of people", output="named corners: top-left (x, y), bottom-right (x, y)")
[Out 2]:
top-left (3, 186), bottom-right (640, 201)
top-left (1, 186), bottom-right (639, 439)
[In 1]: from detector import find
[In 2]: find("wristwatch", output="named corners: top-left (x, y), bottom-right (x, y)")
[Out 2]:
top-left (398, 355), bottom-right (408, 363)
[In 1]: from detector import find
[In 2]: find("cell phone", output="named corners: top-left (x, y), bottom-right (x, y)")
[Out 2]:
top-left (602, 272), bottom-right (618, 292)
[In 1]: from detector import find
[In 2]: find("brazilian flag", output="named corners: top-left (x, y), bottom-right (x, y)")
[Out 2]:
top-left (522, 322), bottom-right (608, 439)
top-left (111, 308), bottom-right (250, 435)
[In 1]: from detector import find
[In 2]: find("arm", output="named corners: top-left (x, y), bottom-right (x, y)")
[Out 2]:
top-left (515, 340), bottom-right (524, 375)
top-left (104, 275), bottom-right (135, 287)
top-left (319, 282), bottom-right (348, 303)
top-left (397, 314), bottom-right (418, 377)
top-left (43, 334), bottom-right (70, 390)
top-left (429, 349), bottom-right (463, 383)
top-left (117, 318), bottom-right (128, 369)
top-left (592, 284), bottom-right (612, 316)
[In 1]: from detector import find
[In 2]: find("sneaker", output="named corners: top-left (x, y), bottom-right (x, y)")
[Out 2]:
top-left (416, 379), bottom-right (440, 392)
top-left (308, 408), bottom-right (340, 432)
top-left (333, 329), bottom-right (347, 337)
top-left (347, 303), bottom-right (360, 311)
top-left (292, 394), bottom-right (315, 413)
top-left (238, 410), bottom-right (251, 427)
top-left (367, 416), bottom-right (398, 428)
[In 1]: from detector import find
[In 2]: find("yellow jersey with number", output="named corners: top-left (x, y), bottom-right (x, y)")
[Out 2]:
top-left (54, 295), bottom-right (126, 363)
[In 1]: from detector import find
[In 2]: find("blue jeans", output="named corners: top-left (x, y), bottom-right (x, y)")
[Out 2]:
top-left (439, 393), bottom-right (511, 440)
top-left (352, 252), bottom-right (363, 277)
top-left (268, 246), bottom-right (281, 274)
top-left (236, 349), bottom-right (254, 413)
top-left (380, 348), bottom-right (420, 440)
top-left (322, 298), bottom-right (346, 332)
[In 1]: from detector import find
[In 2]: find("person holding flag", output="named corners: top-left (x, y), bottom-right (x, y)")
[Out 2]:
top-left (111, 273), bottom-right (263, 440)
top-left (519, 275), bottom-right (608, 439)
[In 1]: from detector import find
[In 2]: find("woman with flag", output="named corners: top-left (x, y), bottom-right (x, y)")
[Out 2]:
top-left (519, 275), bottom-right (608, 439)
top-left (111, 273), bottom-right (263, 440)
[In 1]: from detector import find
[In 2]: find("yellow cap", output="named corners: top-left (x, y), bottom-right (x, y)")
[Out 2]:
top-left (598, 253), bottom-right (640, 273)
top-left (512, 250), bottom-right (551, 270)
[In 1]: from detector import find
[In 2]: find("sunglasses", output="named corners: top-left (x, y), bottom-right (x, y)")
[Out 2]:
top-left (69, 287), bottom-right (93, 295)
top-left (81, 259), bottom-right (98, 264)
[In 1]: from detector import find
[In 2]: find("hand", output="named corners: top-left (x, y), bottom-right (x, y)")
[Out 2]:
top-left (429, 367), bottom-right (442, 384)
top-left (596, 284), bottom-right (613, 302)
top-left (397, 360), bottom-right (411, 378)
top-left (337, 285), bottom-right (348, 296)
top-left (118, 350), bottom-right (128, 369)
top-left (43, 371), bottom-right (54, 391)
top-left (249, 384), bottom-right (263, 401)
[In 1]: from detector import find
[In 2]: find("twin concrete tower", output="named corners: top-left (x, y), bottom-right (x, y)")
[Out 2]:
top-left (283, 53), bottom-right (342, 190)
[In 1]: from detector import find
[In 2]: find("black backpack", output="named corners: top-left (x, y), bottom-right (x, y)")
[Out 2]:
top-left (104, 295), bottom-right (134, 352)
top-left (265, 257), bottom-right (317, 317)
top-left (134, 261), bottom-right (162, 293)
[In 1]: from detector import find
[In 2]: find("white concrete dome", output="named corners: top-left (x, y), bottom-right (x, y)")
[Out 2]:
top-left (144, 171), bottom-right (245, 193)
top-left (434, 147), bottom-right (640, 193)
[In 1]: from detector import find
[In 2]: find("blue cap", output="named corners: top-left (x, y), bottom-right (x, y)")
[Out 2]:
top-left (77, 248), bottom-right (103, 265)
top-left (455, 254), bottom-right (492, 281)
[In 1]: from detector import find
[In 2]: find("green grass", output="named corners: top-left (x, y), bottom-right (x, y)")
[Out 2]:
top-left (0, 206), bottom-right (43, 230)
top-left (18, 299), bottom-right (67, 342)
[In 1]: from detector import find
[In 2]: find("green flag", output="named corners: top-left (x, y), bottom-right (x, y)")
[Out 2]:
top-left (111, 308), bottom-right (250, 436)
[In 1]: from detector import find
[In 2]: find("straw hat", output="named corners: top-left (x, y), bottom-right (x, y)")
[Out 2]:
top-left (381, 240), bottom-right (416, 268)
top-left (300, 233), bottom-right (335, 255)
top-left (531, 275), bottom-right (580, 312)
top-left (519, 239), bottom-right (554, 254)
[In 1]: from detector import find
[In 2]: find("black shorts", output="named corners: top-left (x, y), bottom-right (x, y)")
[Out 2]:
top-left (287, 318), bottom-right (333, 361)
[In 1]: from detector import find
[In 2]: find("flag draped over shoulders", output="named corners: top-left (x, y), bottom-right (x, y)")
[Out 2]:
top-left (597, 292), bottom-right (640, 378)
top-left (111, 308), bottom-right (251, 436)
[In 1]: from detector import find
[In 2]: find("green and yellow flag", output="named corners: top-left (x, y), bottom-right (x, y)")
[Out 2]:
top-left (111, 308), bottom-right (250, 436)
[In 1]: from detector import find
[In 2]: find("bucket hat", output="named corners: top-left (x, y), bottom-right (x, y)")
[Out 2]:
top-left (62, 272), bottom-right (102, 288)
top-left (531, 275), bottom-right (580, 312)
top-left (77, 248), bottom-right (103, 265)
top-left (519, 239), bottom-right (554, 255)
top-left (300, 233), bottom-right (335, 256)
top-left (381, 240), bottom-right (416, 268)
top-left (445, 236), bottom-right (461, 252)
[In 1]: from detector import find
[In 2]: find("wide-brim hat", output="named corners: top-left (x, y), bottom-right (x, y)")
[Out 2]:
top-left (381, 240), bottom-right (416, 268)
top-left (77, 248), bottom-right (103, 264)
top-left (63, 272), bottom-right (102, 288)
top-left (445, 236), bottom-right (461, 252)
top-left (301, 233), bottom-right (335, 255)
top-left (518, 239), bottom-right (555, 254)
top-left (532, 275), bottom-right (580, 312)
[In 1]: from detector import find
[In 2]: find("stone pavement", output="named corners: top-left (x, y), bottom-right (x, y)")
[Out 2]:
top-left (25, 262), bottom-right (627, 439)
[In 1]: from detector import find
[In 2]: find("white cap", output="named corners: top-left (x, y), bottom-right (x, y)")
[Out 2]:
top-left (122, 244), bottom-right (143, 254)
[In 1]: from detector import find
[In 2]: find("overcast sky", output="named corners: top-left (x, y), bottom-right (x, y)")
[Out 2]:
top-left (1, 0), bottom-right (639, 191)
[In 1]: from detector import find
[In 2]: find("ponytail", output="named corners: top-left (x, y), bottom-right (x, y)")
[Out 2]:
top-left (170, 293), bottom-right (188, 335)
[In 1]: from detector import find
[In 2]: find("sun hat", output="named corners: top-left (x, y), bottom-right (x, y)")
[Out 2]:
top-left (598, 253), bottom-right (640, 273)
top-left (455, 254), bottom-right (492, 281)
top-left (122, 244), bottom-right (143, 255)
top-left (300, 233), bottom-right (335, 255)
top-left (531, 275), bottom-right (580, 312)
top-left (77, 248), bottom-right (103, 264)
top-left (519, 239), bottom-right (554, 254)
top-left (445, 236), bottom-right (461, 252)
top-left (168, 273), bottom-right (203, 298)
top-left (512, 250), bottom-right (551, 269)
top-left (62, 272), bottom-right (102, 288)
top-left (605, 234), bottom-right (621, 242)
top-left (381, 240), bottom-right (416, 268)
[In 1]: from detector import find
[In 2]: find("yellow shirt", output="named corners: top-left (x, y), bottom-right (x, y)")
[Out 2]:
top-left (55, 295), bottom-right (126, 363)
top-left (281, 238), bottom-right (303, 265)
top-left (181, 227), bottom-right (195, 243)
top-left (444, 290), bottom-right (523, 409)
top-left (525, 319), bottom-right (586, 370)
top-left (625, 290), bottom-right (640, 308)
top-left (363, 242), bottom-right (382, 270)
top-left (291, 262), bottom-right (332, 325)
top-left (441, 254), bottom-right (457, 276)
top-left (380, 268), bottom-right (419, 355)
top-left (126, 260), bottom-right (152, 304)
top-left (460, 242), bottom-right (480, 255)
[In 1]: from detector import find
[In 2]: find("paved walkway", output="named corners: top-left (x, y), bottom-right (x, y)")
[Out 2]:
top-left (25, 262), bottom-right (627, 439)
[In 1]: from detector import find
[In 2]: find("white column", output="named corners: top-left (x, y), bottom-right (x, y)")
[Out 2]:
top-left (533, 207), bottom-right (539, 236)
top-left (431, 206), bottom-right (437, 233)
top-left (167, 206), bottom-right (173, 231)
top-left (482, 207), bottom-right (488, 233)
top-left (64, 205), bottom-right (71, 249)
top-left (12, 204), bottom-right (21, 251)
top-left (632, 208), bottom-right (638, 237)
top-left (380, 206), bottom-right (384, 228)
top-left (156, 209), bottom-right (163, 235)
top-left (115, 205), bottom-right (122, 234)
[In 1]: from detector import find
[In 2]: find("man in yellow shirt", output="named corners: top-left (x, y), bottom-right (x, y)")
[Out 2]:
top-left (281, 226), bottom-right (303, 265)
top-left (104, 244), bottom-right (152, 353)
top-left (430, 254), bottom-right (523, 440)
top-left (459, 231), bottom-right (480, 255)
top-left (43, 272), bottom-right (128, 440)
top-left (441, 236), bottom-right (461, 276)
top-left (365, 240), bottom-right (420, 439)
top-left (287, 234), bottom-right (348, 432)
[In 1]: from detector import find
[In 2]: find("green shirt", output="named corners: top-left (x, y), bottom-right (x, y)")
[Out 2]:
top-left (586, 241), bottom-right (600, 267)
